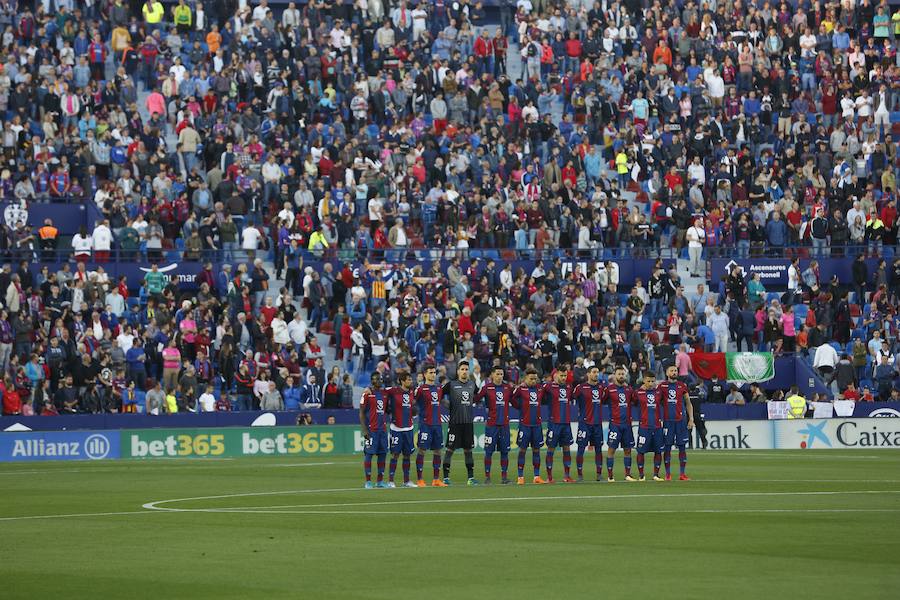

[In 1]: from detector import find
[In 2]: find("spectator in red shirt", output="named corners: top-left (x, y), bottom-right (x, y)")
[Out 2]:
top-left (564, 32), bottom-right (582, 73)
top-left (1, 376), bottom-right (21, 415)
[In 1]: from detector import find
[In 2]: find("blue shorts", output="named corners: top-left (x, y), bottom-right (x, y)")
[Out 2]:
top-left (516, 425), bottom-right (544, 449)
top-left (663, 420), bottom-right (690, 448)
top-left (607, 423), bottom-right (635, 450)
top-left (417, 424), bottom-right (444, 451)
top-left (636, 427), bottom-right (665, 454)
top-left (389, 429), bottom-right (415, 455)
top-left (484, 425), bottom-right (511, 453)
top-left (576, 423), bottom-right (605, 449)
top-left (364, 431), bottom-right (389, 456)
top-left (545, 423), bottom-right (574, 448)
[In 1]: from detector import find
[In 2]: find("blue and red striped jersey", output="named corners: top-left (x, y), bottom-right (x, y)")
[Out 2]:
top-left (385, 386), bottom-right (415, 429)
top-left (542, 382), bottom-right (574, 424)
top-left (657, 380), bottom-right (689, 422)
top-left (605, 384), bottom-right (634, 426)
top-left (574, 383), bottom-right (604, 425)
top-left (635, 387), bottom-right (663, 430)
top-left (477, 383), bottom-right (513, 427)
top-left (511, 385), bottom-right (543, 426)
top-left (361, 389), bottom-right (388, 432)
top-left (414, 384), bottom-right (443, 426)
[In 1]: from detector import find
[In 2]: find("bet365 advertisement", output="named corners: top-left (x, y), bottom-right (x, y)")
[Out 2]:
top-left (2, 419), bottom-right (899, 461)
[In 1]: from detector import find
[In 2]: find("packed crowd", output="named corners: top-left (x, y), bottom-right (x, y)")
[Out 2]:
top-left (1, 0), bottom-right (900, 417)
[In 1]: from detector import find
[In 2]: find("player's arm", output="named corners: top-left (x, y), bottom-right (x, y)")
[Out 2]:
top-left (683, 384), bottom-right (695, 429)
top-left (440, 382), bottom-right (451, 409)
top-left (510, 386), bottom-right (522, 410)
top-left (358, 396), bottom-right (370, 439)
top-left (574, 384), bottom-right (585, 413)
top-left (384, 388), bottom-right (393, 417)
top-left (538, 382), bottom-right (550, 405)
top-left (474, 384), bottom-right (487, 406)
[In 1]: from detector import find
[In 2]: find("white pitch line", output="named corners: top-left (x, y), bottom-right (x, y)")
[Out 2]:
top-left (141, 487), bottom-right (365, 510)
top-left (697, 453), bottom-right (886, 459)
top-left (167, 508), bottom-right (900, 516)
top-left (145, 489), bottom-right (900, 513)
top-left (0, 510), bottom-right (154, 522)
top-left (258, 461), bottom-right (357, 468)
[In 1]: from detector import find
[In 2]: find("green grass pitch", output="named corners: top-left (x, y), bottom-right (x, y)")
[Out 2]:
top-left (2, 450), bottom-right (899, 599)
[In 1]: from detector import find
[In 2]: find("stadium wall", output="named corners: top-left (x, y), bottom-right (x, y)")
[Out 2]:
top-left (3, 419), bottom-right (900, 461)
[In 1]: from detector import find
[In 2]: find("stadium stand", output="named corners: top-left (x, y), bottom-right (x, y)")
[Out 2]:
top-left (0, 0), bottom-right (899, 418)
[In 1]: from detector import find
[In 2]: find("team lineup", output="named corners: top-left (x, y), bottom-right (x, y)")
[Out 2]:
top-left (359, 362), bottom-right (695, 488)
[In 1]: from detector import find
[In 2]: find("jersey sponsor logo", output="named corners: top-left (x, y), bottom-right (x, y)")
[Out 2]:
top-left (376, 399), bottom-right (384, 413)
top-left (529, 390), bottom-right (538, 405)
top-left (668, 388), bottom-right (677, 402)
top-left (430, 391), bottom-right (439, 405)
top-left (591, 389), bottom-right (600, 402)
top-left (618, 392), bottom-right (627, 406)
top-left (646, 392), bottom-right (656, 407)
top-left (461, 390), bottom-right (470, 405)
top-left (495, 390), bottom-right (504, 405)
top-left (559, 388), bottom-right (567, 401)
top-left (402, 393), bottom-right (410, 406)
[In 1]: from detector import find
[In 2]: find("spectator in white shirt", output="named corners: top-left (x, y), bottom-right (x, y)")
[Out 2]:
top-left (198, 384), bottom-right (217, 412)
top-left (813, 341), bottom-right (839, 379)
top-left (72, 226), bottom-right (93, 261)
top-left (707, 304), bottom-right (731, 352)
top-left (241, 223), bottom-right (262, 259)
top-left (91, 219), bottom-right (114, 262)
top-left (855, 90), bottom-right (873, 118)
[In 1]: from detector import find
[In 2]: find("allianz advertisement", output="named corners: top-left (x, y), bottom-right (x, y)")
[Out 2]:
top-left (2, 419), bottom-right (900, 461)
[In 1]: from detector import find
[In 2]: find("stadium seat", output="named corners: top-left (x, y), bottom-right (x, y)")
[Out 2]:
top-left (829, 342), bottom-right (843, 355)
top-left (845, 342), bottom-right (855, 355)
top-left (793, 304), bottom-right (809, 322)
top-left (766, 292), bottom-right (781, 304)
top-left (850, 304), bottom-right (861, 317)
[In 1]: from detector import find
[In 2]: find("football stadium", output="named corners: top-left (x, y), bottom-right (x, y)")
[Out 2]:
top-left (2, 0), bottom-right (900, 597)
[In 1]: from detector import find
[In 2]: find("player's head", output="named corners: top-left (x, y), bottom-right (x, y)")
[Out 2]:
top-left (614, 366), bottom-right (626, 385)
top-left (666, 364), bottom-right (678, 381)
top-left (370, 371), bottom-right (382, 389)
top-left (490, 365), bottom-right (504, 385)
top-left (399, 371), bottom-right (412, 390)
top-left (524, 368), bottom-right (538, 387)
top-left (642, 370), bottom-right (655, 389)
top-left (555, 363), bottom-right (568, 384)
top-left (424, 365), bottom-right (436, 384)
top-left (457, 360), bottom-right (469, 382)
top-left (587, 365), bottom-right (600, 384)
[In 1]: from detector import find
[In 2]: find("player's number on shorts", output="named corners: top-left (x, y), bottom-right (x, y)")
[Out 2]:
top-left (484, 436), bottom-right (493, 445)
top-left (609, 431), bottom-right (618, 440)
top-left (577, 430), bottom-right (587, 440)
top-left (391, 436), bottom-right (400, 446)
top-left (638, 436), bottom-right (646, 445)
top-left (420, 432), bottom-right (428, 440)
top-left (448, 433), bottom-right (456, 442)
top-left (364, 437), bottom-right (373, 448)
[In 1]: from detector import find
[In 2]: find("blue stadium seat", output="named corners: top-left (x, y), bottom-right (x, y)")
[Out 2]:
top-left (126, 297), bottom-right (140, 310)
top-left (830, 342), bottom-right (843, 355)
top-left (860, 379), bottom-right (874, 391)
top-left (845, 342), bottom-right (855, 355)
top-left (766, 292), bottom-right (781, 304)
top-left (793, 304), bottom-right (809, 321)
